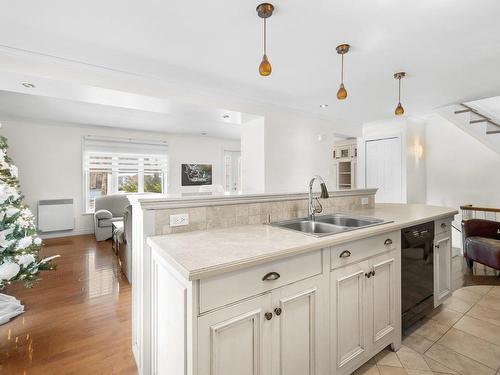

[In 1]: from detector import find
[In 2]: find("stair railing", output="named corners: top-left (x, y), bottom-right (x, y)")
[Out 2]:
top-left (460, 204), bottom-right (500, 221)
top-left (454, 104), bottom-right (500, 135)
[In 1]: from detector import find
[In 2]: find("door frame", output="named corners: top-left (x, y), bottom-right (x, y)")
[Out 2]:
top-left (222, 147), bottom-right (242, 193)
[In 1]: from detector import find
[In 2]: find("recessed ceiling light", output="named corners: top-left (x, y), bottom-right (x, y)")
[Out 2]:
top-left (22, 82), bottom-right (36, 88)
top-left (319, 104), bottom-right (329, 108)
top-left (222, 114), bottom-right (230, 119)
top-left (201, 132), bottom-right (208, 136)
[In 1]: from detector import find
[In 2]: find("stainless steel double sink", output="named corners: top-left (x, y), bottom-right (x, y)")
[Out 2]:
top-left (271, 213), bottom-right (391, 237)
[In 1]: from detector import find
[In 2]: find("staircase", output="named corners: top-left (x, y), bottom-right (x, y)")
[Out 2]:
top-left (437, 98), bottom-right (500, 157)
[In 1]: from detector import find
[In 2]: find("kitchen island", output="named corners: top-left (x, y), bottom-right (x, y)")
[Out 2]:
top-left (144, 202), bottom-right (457, 375)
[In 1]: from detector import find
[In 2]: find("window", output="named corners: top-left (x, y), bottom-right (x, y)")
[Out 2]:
top-left (83, 136), bottom-right (168, 212)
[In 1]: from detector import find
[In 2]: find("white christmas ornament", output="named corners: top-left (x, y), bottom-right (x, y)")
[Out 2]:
top-left (0, 261), bottom-right (20, 280)
top-left (16, 236), bottom-right (33, 250)
top-left (16, 254), bottom-right (36, 268)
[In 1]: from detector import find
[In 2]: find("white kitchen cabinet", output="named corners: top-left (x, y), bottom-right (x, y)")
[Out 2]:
top-left (272, 275), bottom-right (329, 375)
top-left (197, 275), bottom-right (327, 375)
top-left (369, 251), bottom-right (399, 347)
top-left (434, 230), bottom-right (452, 307)
top-left (198, 293), bottom-right (273, 375)
top-left (151, 248), bottom-right (327, 375)
top-left (331, 246), bottom-right (401, 375)
top-left (331, 260), bottom-right (369, 374)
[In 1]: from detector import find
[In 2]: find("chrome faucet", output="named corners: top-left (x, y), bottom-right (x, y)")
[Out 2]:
top-left (308, 175), bottom-right (329, 221)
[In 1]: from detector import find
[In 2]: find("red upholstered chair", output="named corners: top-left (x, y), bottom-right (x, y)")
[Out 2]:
top-left (462, 219), bottom-right (500, 271)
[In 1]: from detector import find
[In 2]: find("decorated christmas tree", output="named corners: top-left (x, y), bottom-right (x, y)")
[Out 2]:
top-left (0, 135), bottom-right (58, 290)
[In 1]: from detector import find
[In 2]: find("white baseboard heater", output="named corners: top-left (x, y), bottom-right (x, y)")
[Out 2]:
top-left (38, 199), bottom-right (75, 232)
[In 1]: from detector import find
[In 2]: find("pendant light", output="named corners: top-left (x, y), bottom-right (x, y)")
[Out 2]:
top-left (336, 44), bottom-right (350, 100)
top-left (394, 72), bottom-right (406, 116)
top-left (256, 3), bottom-right (274, 76)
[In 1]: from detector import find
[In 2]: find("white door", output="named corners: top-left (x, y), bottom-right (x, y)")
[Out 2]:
top-left (434, 232), bottom-right (452, 307)
top-left (331, 261), bottom-right (369, 375)
top-left (224, 150), bottom-right (241, 193)
top-left (197, 293), bottom-right (272, 375)
top-left (365, 137), bottom-right (402, 203)
top-left (272, 276), bottom-right (327, 375)
top-left (368, 251), bottom-right (398, 346)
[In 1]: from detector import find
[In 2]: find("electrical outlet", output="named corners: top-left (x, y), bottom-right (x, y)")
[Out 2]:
top-left (361, 197), bottom-right (369, 205)
top-left (170, 213), bottom-right (189, 227)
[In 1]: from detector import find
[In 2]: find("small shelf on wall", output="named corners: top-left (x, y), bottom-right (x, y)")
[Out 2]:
top-left (333, 139), bottom-right (357, 190)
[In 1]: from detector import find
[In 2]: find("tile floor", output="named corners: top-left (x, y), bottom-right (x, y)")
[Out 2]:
top-left (353, 285), bottom-right (500, 375)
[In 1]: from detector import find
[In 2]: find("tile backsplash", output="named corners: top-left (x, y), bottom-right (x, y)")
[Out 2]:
top-left (154, 195), bottom-right (375, 235)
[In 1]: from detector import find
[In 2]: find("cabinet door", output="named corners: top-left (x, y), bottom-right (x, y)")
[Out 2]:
top-left (434, 231), bottom-right (452, 307)
top-left (368, 251), bottom-right (399, 347)
top-left (198, 294), bottom-right (272, 375)
top-left (272, 276), bottom-right (327, 375)
top-left (331, 261), bottom-right (368, 374)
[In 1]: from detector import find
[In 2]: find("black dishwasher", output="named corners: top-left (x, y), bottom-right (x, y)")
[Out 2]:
top-left (401, 221), bottom-right (435, 330)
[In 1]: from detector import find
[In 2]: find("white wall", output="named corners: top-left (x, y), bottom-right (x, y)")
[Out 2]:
top-left (241, 117), bottom-right (265, 193)
top-left (263, 110), bottom-right (342, 193)
top-left (0, 120), bottom-right (239, 236)
top-left (426, 113), bottom-right (500, 235)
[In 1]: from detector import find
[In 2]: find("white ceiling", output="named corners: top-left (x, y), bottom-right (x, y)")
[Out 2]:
top-left (0, 90), bottom-right (255, 139)
top-left (0, 0), bottom-right (499, 127)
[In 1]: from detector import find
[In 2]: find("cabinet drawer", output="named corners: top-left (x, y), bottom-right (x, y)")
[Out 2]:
top-left (199, 250), bottom-right (322, 314)
top-left (435, 217), bottom-right (453, 235)
top-left (331, 231), bottom-right (400, 270)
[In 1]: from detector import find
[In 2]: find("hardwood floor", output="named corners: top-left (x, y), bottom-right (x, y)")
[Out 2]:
top-left (0, 235), bottom-right (137, 375)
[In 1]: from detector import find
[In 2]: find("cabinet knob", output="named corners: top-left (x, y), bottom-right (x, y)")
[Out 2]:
top-left (365, 272), bottom-right (371, 278)
top-left (435, 244), bottom-right (440, 249)
top-left (265, 312), bottom-right (273, 320)
top-left (339, 250), bottom-right (351, 258)
top-left (262, 272), bottom-right (281, 281)
top-left (274, 307), bottom-right (282, 316)
top-left (441, 222), bottom-right (447, 228)
top-left (384, 238), bottom-right (393, 246)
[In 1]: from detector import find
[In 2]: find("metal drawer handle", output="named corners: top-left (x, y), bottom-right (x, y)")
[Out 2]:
top-left (274, 307), bottom-right (282, 316)
top-left (435, 244), bottom-right (440, 249)
top-left (441, 223), bottom-right (447, 228)
top-left (265, 312), bottom-right (273, 320)
top-left (262, 271), bottom-right (281, 281)
top-left (339, 250), bottom-right (351, 258)
top-left (384, 238), bottom-right (393, 246)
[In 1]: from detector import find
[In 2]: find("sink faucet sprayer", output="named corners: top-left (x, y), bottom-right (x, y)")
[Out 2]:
top-left (308, 175), bottom-right (329, 221)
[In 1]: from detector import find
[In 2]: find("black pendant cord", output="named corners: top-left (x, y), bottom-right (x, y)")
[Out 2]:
top-left (341, 53), bottom-right (344, 84)
top-left (398, 77), bottom-right (401, 103)
top-left (263, 18), bottom-right (267, 55)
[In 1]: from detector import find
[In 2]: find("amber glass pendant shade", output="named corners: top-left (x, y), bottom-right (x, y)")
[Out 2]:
top-left (259, 54), bottom-right (272, 76)
top-left (337, 83), bottom-right (347, 100)
top-left (395, 102), bottom-right (404, 116)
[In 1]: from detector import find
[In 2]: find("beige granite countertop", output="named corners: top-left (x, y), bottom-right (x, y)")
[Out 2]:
top-left (147, 203), bottom-right (458, 281)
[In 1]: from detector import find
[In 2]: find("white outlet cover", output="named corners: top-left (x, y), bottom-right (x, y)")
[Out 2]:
top-left (170, 213), bottom-right (189, 227)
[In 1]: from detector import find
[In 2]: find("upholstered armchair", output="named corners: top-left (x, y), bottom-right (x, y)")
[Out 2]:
top-left (462, 219), bottom-right (500, 271)
top-left (93, 194), bottom-right (130, 241)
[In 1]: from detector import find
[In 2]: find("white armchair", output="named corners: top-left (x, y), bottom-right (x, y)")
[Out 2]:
top-left (93, 194), bottom-right (130, 241)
